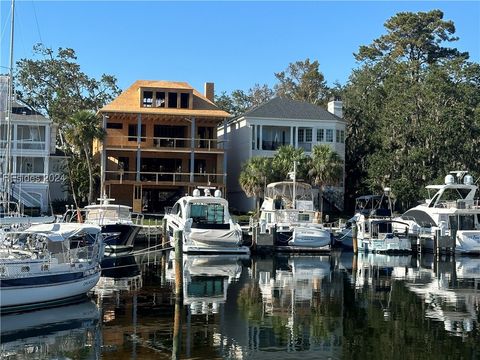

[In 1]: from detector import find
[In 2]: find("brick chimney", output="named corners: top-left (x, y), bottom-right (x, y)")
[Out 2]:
top-left (327, 97), bottom-right (343, 118)
top-left (204, 82), bottom-right (214, 102)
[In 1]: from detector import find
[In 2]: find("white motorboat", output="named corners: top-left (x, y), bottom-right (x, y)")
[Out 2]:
top-left (397, 172), bottom-right (480, 254)
top-left (335, 193), bottom-right (392, 249)
top-left (356, 216), bottom-right (412, 253)
top-left (164, 188), bottom-right (248, 254)
top-left (82, 195), bottom-right (142, 256)
top-left (258, 181), bottom-right (331, 250)
top-left (0, 222), bottom-right (103, 312)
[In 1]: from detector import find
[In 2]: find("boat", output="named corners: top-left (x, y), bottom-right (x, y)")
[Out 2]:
top-left (397, 172), bottom-right (480, 254)
top-left (335, 193), bottom-right (392, 248)
top-left (355, 216), bottom-right (412, 253)
top-left (258, 180), bottom-right (332, 251)
top-left (0, 222), bottom-right (104, 312)
top-left (82, 195), bottom-right (142, 256)
top-left (164, 188), bottom-right (249, 254)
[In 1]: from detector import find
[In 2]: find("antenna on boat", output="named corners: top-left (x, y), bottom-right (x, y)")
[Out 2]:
top-left (288, 161), bottom-right (297, 210)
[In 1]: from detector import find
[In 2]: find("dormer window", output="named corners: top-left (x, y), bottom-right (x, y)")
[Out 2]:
top-left (141, 88), bottom-right (193, 109)
top-left (155, 92), bottom-right (165, 107)
top-left (168, 92), bottom-right (178, 108)
top-left (180, 93), bottom-right (189, 109)
top-left (143, 91), bottom-right (153, 107)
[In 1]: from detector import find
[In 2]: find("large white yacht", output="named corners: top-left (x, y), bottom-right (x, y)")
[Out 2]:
top-left (164, 188), bottom-right (249, 254)
top-left (398, 171), bottom-right (480, 254)
top-left (258, 181), bottom-right (332, 250)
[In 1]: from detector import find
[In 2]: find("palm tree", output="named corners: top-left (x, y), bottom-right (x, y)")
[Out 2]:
top-left (272, 145), bottom-right (308, 181)
top-left (308, 144), bottom-right (343, 220)
top-left (64, 110), bottom-right (105, 204)
top-left (239, 157), bottom-right (273, 211)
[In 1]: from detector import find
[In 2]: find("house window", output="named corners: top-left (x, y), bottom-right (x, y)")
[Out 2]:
top-left (142, 91), bottom-right (153, 107)
top-left (305, 129), bottom-right (312, 142)
top-left (326, 129), bottom-right (334, 142)
top-left (155, 92), bottom-right (165, 107)
top-left (317, 129), bottom-right (324, 142)
top-left (168, 92), bottom-right (178, 108)
top-left (297, 129), bottom-right (304, 142)
top-left (16, 156), bottom-right (44, 174)
top-left (128, 124), bottom-right (146, 142)
top-left (16, 125), bottom-right (46, 150)
top-left (106, 123), bottom-right (123, 129)
top-left (180, 93), bottom-right (189, 109)
top-left (340, 130), bottom-right (345, 143)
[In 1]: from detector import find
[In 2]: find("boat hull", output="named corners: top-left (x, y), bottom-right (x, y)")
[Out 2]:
top-left (102, 224), bottom-right (141, 255)
top-left (0, 270), bottom-right (100, 312)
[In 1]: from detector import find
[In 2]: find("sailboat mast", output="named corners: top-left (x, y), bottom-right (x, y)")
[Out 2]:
top-left (4, 0), bottom-right (15, 207)
top-left (292, 160), bottom-right (296, 209)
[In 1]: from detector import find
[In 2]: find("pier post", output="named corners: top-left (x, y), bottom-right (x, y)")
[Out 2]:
top-left (172, 294), bottom-right (184, 360)
top-left (174, 230), bottom-right (184, 301)
top-left (352, 221), bottom-right (358, 254)
top-left (162, 218), bottom-right (168, 248)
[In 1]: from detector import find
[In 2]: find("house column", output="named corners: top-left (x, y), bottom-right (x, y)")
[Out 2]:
top-left (136, 114), bottom-right (142, 182)
top-left (290, 126), bottom-right (293, 146)
top-left (101, 114), bottom-right (107, 195)
top-left (189, 117), bottom-right (196, 183)
top-left (259, 125), bottom-right (263, 150)
top-left (223, 118), bottom-right (228, 186)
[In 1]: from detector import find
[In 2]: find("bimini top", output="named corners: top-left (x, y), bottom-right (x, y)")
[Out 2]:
top-left (265, 181), bottom-right (313, 202)
top-left (20, 223), bottom-right (101, 242)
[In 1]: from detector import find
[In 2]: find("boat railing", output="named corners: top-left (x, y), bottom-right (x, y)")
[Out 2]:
top-left (131, 213), bottom-right (144, 225)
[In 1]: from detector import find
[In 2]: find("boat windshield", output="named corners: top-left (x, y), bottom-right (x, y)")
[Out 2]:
top-left (190, 203), bottom-right (225, 224)
top-left (86, 207), bottom-right (131, 221)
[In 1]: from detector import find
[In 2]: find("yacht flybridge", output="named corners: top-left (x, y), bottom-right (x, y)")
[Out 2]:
top-left (399, 171), bottom-right (480, 254)
top-left (164, 188), bottom-right (249, 254)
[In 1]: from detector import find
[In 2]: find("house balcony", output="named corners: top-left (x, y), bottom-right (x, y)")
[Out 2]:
top-left (105, 170), bottom-right (225, 187)
top-left (104, 136), bottom-right (225, 153)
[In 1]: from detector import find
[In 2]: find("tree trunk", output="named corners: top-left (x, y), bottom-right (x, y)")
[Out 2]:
top-left (83, 145), bottom-right (94, 205)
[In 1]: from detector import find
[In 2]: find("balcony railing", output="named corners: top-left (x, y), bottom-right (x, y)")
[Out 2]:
top-left (0, 140), bottom-right (47, 151)
top-left (104, 136), bottom-right (225, 151)
top-left (105, 170), bottom-right (225, 185)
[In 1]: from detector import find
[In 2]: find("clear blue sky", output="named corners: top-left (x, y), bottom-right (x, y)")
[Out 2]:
top-left (1, 1), bottom-right (479, 95)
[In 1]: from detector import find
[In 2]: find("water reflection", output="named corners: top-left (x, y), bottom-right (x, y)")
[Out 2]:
top-left (3, 251), bottom-right (480, 359)
top-left (0, 299), bottom-right (100, 359)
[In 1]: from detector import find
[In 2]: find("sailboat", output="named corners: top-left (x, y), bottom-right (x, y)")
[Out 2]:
top-left (0, 0), bottom-right (103, 312)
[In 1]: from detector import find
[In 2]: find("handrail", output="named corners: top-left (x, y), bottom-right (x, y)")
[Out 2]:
top-left (104, 135), bottom-right (226, 150)
top-left (105, 170), bottom-right (226, 184)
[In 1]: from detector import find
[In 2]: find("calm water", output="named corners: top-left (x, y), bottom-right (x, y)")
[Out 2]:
top-left (2, 250), bottom-right (480, 359)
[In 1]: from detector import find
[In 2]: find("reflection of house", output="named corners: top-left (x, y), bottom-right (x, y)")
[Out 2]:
top-left (218, 97), bottom-right (346, 213)
top-left (0, 76), bottom-right (66, 213)
top-left (96, 81), bottom-right (230, 213)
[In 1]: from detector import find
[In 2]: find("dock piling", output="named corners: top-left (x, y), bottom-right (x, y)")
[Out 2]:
top-left (174, 229), bottom-right (184, 301)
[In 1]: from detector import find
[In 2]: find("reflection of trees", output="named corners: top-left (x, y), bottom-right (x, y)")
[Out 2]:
top-left (342, 273), bottom-right (480, 359)
top-left (238, 282), bottom-right (263, 323)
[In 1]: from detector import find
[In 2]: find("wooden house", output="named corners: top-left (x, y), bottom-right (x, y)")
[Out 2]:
top-left (96, 80), bottom-right (230, 213)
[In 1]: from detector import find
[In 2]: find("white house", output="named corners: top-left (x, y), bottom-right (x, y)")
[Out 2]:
top-left (218, 96), bottom-right (346, 213)
top-left (0, 76), bottom-right (66, 214)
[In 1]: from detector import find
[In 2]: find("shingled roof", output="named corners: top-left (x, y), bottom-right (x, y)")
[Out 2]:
top-left (240, 96), bottom-right (343, 121)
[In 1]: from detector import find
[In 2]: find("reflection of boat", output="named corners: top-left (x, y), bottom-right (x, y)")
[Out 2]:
top-left (259, 255), bottom-right (332, 307)
top-left (95, 255), bottom-right (142, 298)
top-left (405, 256), bottom-right (480, 336)
top-left (167, 254), bottom-right (243, 314)
top-left (164, 188), bottom-right (248, 254)
top-left (259, 180), bottom-right (331, 250)
top-left (0, 299), bottom-right (100, 358)
top-left (0, 223), bottom-right (103, 312)
top-left (82, 195), bottom-right (142, 256)
top-left (397, 172), bottom-right (480, 254)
